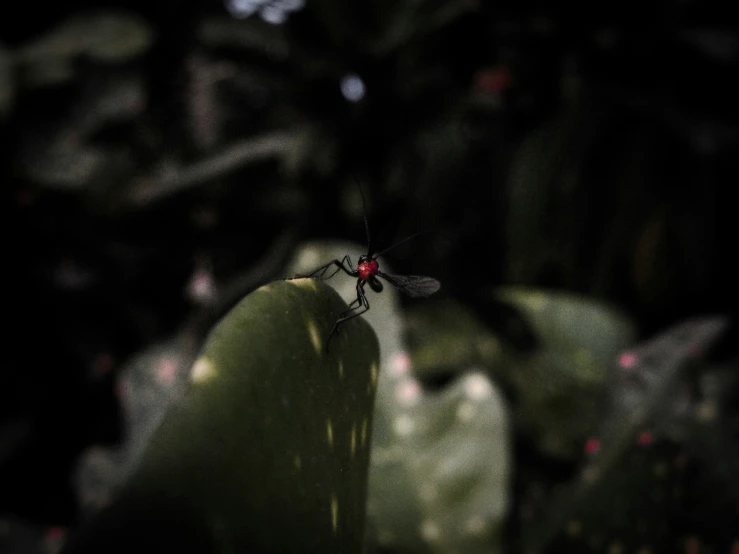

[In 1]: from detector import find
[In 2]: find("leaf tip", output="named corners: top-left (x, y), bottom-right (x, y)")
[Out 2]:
top-left (287, 277), bottom-right (319, 292)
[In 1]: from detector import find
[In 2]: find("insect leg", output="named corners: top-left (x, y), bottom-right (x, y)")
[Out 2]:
top-left (327, 280), bottom-right (370, 343)
top-left (337, 281), bottom-right (370, 324)
top-left (300, 255), bottom-right (355, 280)
top-left (322, 255), bottom-right (357, 280)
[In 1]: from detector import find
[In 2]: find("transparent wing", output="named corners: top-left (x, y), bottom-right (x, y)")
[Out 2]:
top-left (378, 273), bottom-right (441, 298)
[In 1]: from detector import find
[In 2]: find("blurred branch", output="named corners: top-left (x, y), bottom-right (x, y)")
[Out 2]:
top-left (13, 11), bottom-right (153, 87)
top-left (197, 17), bottom-right (290, 60)
top-left (124, 130), bottom-right (299, 206)
top-left (372, 0), bottom-right (478, 56)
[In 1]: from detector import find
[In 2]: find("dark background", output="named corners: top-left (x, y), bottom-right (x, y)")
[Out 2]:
top-left (2, 1), bottom-right (737, 552)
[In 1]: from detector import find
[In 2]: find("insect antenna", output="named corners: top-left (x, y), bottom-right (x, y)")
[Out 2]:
top-left (355, 177), bottom-right (373, 256)
top-left (371, 229), bottom-right (434, 259)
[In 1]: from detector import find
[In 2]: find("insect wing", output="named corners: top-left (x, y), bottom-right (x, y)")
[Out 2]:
top-left (378, 273), bottom-right (441, 298)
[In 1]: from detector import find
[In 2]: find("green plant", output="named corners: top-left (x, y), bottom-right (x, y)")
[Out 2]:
top-left (61, 279), bottom-right (379, 554)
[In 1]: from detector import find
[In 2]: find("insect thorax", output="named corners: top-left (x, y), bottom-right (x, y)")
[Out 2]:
top-left (357, 257), bottom-right (379, 280)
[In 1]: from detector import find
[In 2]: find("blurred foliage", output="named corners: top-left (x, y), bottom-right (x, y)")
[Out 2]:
top-left (494, 287), bottom-right (635, 460)
top-left (522, 317), bottom-right (737, 554)
top-left (406, 298), bottom-right (503, 374)
top-left (405, 288), bottom-right (635, 461)
top-left (368, 370), bottom-right (510, 554)
top-left (1, 2), bottom-right (738, 554)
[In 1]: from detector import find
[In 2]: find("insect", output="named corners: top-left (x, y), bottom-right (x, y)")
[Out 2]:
top-left (299, 182), bottom-right (441, 346)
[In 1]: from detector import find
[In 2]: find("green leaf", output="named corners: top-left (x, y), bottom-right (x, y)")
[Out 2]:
top-left (62, 279), bottom-right (380, 554)
top-left (496, 286), bottom-right (636, 459)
